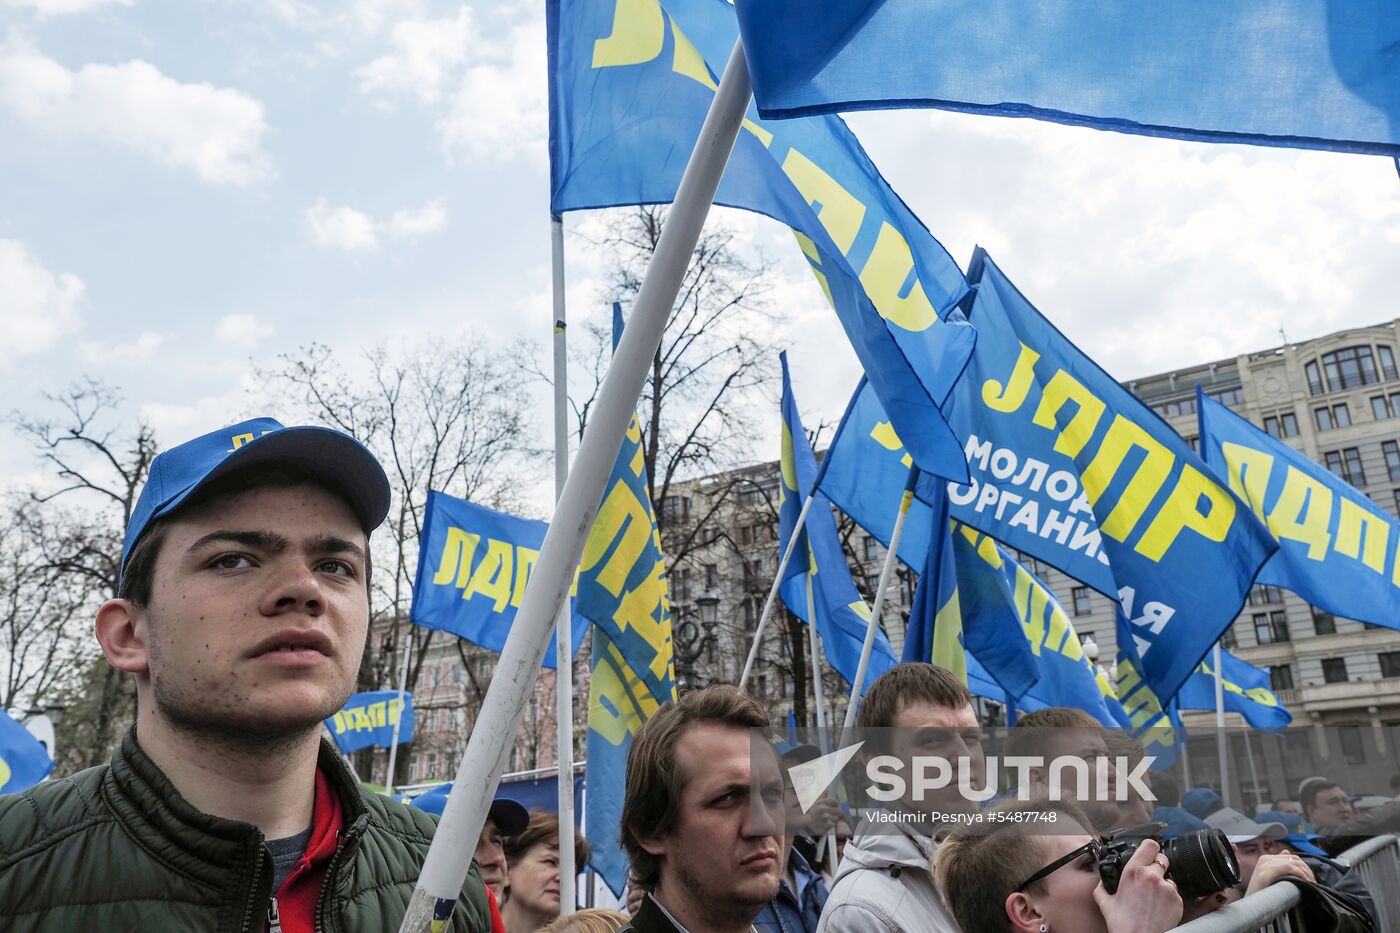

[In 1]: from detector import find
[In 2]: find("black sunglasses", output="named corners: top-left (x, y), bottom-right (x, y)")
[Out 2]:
top-left (1015, 838), bottom-right (1104, 892)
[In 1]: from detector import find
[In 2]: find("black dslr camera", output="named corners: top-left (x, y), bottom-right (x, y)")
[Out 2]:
top-left (1097, 822), bottom-right (1240, 898)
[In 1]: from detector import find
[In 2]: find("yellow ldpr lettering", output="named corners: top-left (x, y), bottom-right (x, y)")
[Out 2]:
top-left (1221, 442), bottom-right (1274, 525)
top-left (1080, 415), bottom-right (1174, 542)
top-left (611, 559), bottom-right (674, 684)
top-left (1266, 466), bottom-right (1332, 560)
top-left (432, 527), bottom-right (480, 587)
top-left (1043, 598), bottom-right (1078, 660)
top-left (858, 223), bottom-right (937, 331)
top-left (1032, 371), bottom-right (1107, 459)
top-left (870, 421), bottom-right (913, 468)
top-left (464, 539), bottom-right (514, 612)
top-left (780, 149), bottom-right (867, 254)
top-left (1335, 498), bottom-right (1390, 574)
top-left (626, 417), bottom-right (645, 477)
top-left (1136, 465), bottom-right (1236, 561)
top-left (982, 342), bottom-right (1041, 414)
top-left (781, 421), bottom-right (800, 492)
top-left (667, 18), bottom-right (772, 145)
top-left (592, 0), bottom-right (664, 68)
top-left (228, 432), bottom-right (256, 452)
top-left (1013, 569), bottom-right (1045, 655)
top-left (0, 756), bottom-right (12, 789)
top-left (387, 698), bottom-right (403, 725)
top-left (590, 638), bottom-right (663, 745)
top-left (580, 482), bottom-right (654, 597)
top-left (511, 546), bottom-right (541, 607)
top-left (792, 232), bottom-right (834, 306)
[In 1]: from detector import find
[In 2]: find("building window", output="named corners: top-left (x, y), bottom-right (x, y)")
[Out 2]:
top-left (1373, 395), bottom-right (1392, 421)
top-left (1153, 397), bottom-right (1196, 418)
top-left (1220, 625), bottom-right (1237, 649)
top-left (1312, 605), bottom-right (1336, 635)
top-left (1321, 657), bottom-right (1349, 684)
top-left (1264, 413), bottom-right (1300, 438)
top-left (1315, 404), bottom-right (1350, 431)
top-left (1270, 664), bottom-right (1295, 692)
top-left (862, 536), bottom-right (879, 561)
top-left (1183, 435), bottom-right (1199, 452)
top-left (1385, 441), bottom-right (1400, 482)
top-left (1382, 345), bottom-right (1399, 381)
top-left (1253, 611), bottom-right (1290, 644)
top-left (660, 495), bottom-right (691, 524)
top-left (1212, 386), bottom-right (1245, 406)
top-left (1305, 360), bottom-right (1325, 396)
top-left (704, 563), bottom-right (718, 588)
top-left (1249, 585), bottom-right (1283, 606)
top-left (1072, 586), bottom-right (1093, 616)
top-left (673, 567), bottom-right (692, 604)
top-left (1381, 652), bottom-right (1400, 678)
top-left (1338, 724), bottom-right (1367, 765)
top-left (1325, 448), bottom-right (1366, 485)
top-left (1321, 346), bottom-right (1381, 392)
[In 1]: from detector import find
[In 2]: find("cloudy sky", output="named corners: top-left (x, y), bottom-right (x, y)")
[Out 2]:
top-left (3, 0), bottom-right (1398, 506)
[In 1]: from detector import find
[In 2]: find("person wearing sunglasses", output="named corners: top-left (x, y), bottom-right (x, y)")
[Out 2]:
top-left (934, 799), bottom-right (1182, 933)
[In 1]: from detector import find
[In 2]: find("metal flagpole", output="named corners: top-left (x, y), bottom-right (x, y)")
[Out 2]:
top-left (399, 39), bottom-right (756, 932)
top-left (1242, 728), bottom-right (1262, 814)
top-left (384, 631), bottom-right (414, 796)
top-left (805, 571), bottom-right (837, 877)
top-left (550, 213), bottom-right (577, 916)
top-left (839, 468), bottom-right (919, 745)
top-left (738, 494), bottom-right (814, 689)
top-left (1214, 643), bottom-right (1230, 809)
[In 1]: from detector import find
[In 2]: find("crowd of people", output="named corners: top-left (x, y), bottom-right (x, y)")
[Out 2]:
top-left (0, 419), bottom-right (1395, 932)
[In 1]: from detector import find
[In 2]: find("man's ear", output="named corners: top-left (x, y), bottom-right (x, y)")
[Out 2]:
top-left (1004, 891), bottom-right (1043, 933)
top-left (632, 823), bottom-right (667, 859)
top-left (96, 599), bottom-right (151, 676)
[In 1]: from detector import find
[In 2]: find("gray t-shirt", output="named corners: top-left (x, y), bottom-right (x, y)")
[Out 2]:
top-left (265, 827), bottom-right (313, 894)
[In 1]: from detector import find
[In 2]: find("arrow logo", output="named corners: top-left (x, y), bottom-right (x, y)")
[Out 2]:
top-left (787, 741), bottom-right (864, 813)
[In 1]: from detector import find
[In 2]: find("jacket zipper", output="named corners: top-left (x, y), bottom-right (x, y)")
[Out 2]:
top-left (314, 823), bottom-right (364, 933)
top-left (241, 844), bottom-right (268, 933)
top-left (267, 896), bottom-right (283, 933)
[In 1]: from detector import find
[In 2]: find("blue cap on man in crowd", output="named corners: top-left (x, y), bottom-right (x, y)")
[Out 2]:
top-left (1181, 788), bottom-right (1225, 820)
top-left (409, 783), bottom-right (529, 835)
top-left (1255, 810), bottom-right (1330, 858)
top-left (119, 418), bottom-right (392, 587)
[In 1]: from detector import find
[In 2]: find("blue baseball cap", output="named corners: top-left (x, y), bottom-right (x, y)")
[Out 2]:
top-left (410, 783), bottom-right (530, 835)
top-left (119, 418), bottom-right (391, 585)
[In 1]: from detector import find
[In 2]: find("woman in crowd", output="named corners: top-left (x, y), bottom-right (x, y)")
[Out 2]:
top-left (501, 810), bottom-right (592, 933)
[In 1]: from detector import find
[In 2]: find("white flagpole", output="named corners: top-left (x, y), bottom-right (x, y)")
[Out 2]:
top-left (1214, 643), bottom-right (1230, 809)
top-left (399, 39), bottom-right (755, 933)
top-left (384, 631), bottom-right (414, 796)
top-left (550, 213), bottom-right (577, 916)
top-left (805, 572), bottom-right (837, 877)
top-left (739, 494), bottom-right (814, 689)
top-left (838, 470), bottom-right (919, 746)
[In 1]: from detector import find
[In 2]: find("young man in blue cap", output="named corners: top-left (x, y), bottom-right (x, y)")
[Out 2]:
top-left (0, 418), bottom-right (497, 933)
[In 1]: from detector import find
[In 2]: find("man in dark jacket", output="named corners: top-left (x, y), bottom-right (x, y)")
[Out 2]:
top-left (0, 418), bottom-right (496, 932)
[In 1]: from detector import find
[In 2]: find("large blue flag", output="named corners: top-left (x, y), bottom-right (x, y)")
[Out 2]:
top-left (1176, 649), bottom-right (1292, 733)
top-left (412, 492), bottom-right (591, 668)
top-left (900, 482), bottom-right (963, 681)
top-left (580, 365), bottom-right (676, 896)
top-left (939, 250), bottom-right (1277, 701)
top-left (325, 690), bottom-right (414, 754)
top-left (0, 710), bottom-right (54, 794)
top-left (733, 1), bottom-right (1400, 158)
top-left (1198, 390), bottom-right (1400, 629)
top-left (778, 352), bottom-right (897, 687)
top-left (548, 0), bottom-right (976, 480)
top-left (1113, 616), bottom-right (1186, 771)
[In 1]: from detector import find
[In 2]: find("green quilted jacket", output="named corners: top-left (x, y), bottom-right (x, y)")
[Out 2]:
top-left (0, 729), bottom-right (493, 932)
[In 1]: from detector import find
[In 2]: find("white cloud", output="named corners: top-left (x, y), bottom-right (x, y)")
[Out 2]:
top-left (214, 313), bottom-right (275, 348)
top-left (0, 37), bottom-right (274, 186)
top-left (436, 11), bottom-right (545, 163)
top-left (2, 0), bottom-right (132, 15)
top-left (387, 199), bottom-right (446, 238)
top-left (355, 7), bottom-right (470, 106)
top-left (305, 198), bottom-right (378, 250)
top-left (305, 197), bottom-right (447, 250)
top-left (0, 239), bottom-right (84, 358)
top-left (78, 330), bottom-right (163, 363)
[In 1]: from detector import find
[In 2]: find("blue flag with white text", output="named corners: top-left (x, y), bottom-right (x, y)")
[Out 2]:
top-left (412, 492), bottom-right (590, 668)
top-left (733, 0), bottom-right (1400, 158)
top-left (325, 690), bottom-right (414, 755)
top-left (938, 250), bottom-right (1277, 701)
top-left (1176, 649), bottom-right (1292, 733)
top-left (778, 352), bottom-right (896, 686)
top-left (548, 0), bottom-right (976, 480)
top-left (1198, 390), bottom-right (1400, 630)
top-left (0, 709), bottom-right (53, 794)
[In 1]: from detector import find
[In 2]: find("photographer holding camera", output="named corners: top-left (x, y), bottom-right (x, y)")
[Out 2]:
top-left (935, 798), bottom-right (1247, 933)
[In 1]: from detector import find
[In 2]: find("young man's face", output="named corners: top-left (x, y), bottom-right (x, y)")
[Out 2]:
top-left (130, 483), bottom-right (369, 740)
top-left (1233, 838), bottom-right (1281, 887)
top-left (886, 699), bottom-right (984, 815)
top-left (647, 723), bottom-right (784, 912)
top-left (1307, 786), bottom-right (1355, 829)
top-left (1031, 728), bottom-right (1121, 832)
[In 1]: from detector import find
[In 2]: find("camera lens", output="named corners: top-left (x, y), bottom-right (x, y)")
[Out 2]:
top-left (1161, 828), bottom-right (1240, 899)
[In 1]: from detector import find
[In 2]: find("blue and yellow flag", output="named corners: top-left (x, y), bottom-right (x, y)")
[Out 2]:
top-left (324, 690), bottom-right (414, 755)
top-left (900, 484), bottom-right (966, 682)
top-left (778, 352), bottom-right (897, 687)
top-left (734, 0), bottom-right (1400, 158)
top-left (582, 313), bottom-right (676, 897)
top-left (548, 0), bottom-right (975, 481)
top-left (940, 250), bottom-right (1277, 701)
top-left (411, 492), bottom-right (590, 669)
top-left (0, 709), bottom-right (53, 794)
top-left (1176, 648), bottom-right (1292, 733)
top-left (1199, 390), bottom-right (1400, 631)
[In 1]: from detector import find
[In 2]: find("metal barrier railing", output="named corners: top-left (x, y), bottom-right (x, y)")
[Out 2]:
top-left (1171, 834), bottom-right (1400, 933)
